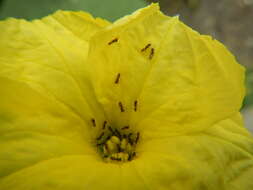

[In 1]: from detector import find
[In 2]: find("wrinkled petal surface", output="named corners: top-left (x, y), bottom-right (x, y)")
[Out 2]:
top-left (0, 3), bottom-right (253, 190)
top-left (0, 10), bottom-right (110, 131)
top-left (88, 4), bottom-right (245, 137)
top-left (0, 77), bottom-right (96, 179)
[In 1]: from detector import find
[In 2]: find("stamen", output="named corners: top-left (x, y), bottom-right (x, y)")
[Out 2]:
top-left (91, 118), bottom-right (96, 127)
top-left (118, 102), bottom-right (125, 112)
top-left (128, 133), bottom-right (133, 140)
top-left (115, 129), bottom-right (121, 138)
top-left (108, 38), bottom-right (118, 45)
top-left (149, 48), bottom-right (154, 60)
top-left (111, 157), bottom-right (121, 161)
top-left (105, 143), bottom-right (109, 152)
top-left (103, 145), bottom-right (108, 155)
top-left (107, 140), bottom-right (117, 152)
top-left (121, 126), bottom-right (129, 130)
top-left (96, 125), bottom-right (139, 162)
top-left (135, 132), bottom-right (140, 144)
top-left (128, 152), bottom-right (136, 161)
top-left (115, 73), bottom-right (121, 84)
top-left (108, 126), bottom-right (114, 133)
top-left (96, 132), bottom-right (105, 141)
top-left (128, 133), bottom-right (133, 145)
top-left (126, 143), bottom-right (132, 152)
top-left (111, 136), bottom-right (120, 144)
top-left (120, 138), bottom-right (127, 150)
top-left (141, 43), bottom-right (151, 52)
top-left (106, 135), bottom-right (111, 141)
top-left (134, 100), bottom-right (138, 111)
top-left (117, 144), bottom-right (121, 152)
top-left (102, 121), bottom-right (107, 130)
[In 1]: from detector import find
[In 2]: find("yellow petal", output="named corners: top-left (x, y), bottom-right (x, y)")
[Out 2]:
top-left (0, 77), bottom-right (95, 180)
top-left (0, 155), bottom-right (121, 190)
top-left (51, 10), bottom-right (110, 42)
top-left (135, 113), bottom-right (253, 189)
top-left (2, 110), bottom-right (252, 189)
top-left (0, 4), bottom-right (252, 190)
top-left (0, 11), bottom-right (109, 134)
top-left (87, 3), bottom-right (245, 136)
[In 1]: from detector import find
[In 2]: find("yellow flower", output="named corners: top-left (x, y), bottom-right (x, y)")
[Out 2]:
top-left (0, 3), bottom-right (253, 190)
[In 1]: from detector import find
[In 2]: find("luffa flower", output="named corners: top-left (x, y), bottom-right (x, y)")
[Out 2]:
top-left (0, 3), bottom-right (253, 190)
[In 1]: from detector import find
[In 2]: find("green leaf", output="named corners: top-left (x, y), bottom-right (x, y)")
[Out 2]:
top-left (0, 0), bottom-right (147, 22)
top-left (243, 69), bottom-right (253, 109)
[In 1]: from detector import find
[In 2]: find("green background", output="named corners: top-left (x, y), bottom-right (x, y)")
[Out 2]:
top-left (0, 0), bottom-right (147, 21)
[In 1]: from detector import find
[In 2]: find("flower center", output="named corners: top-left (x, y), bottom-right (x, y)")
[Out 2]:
top-left (96, 125), bottom-right (139, 162)
top-left (92, 71), bottom-right (141, 162)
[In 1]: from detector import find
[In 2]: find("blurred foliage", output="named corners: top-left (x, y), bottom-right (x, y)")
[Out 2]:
top-left (0, 0), bottom-right (3, 9)
top-left (186, 0), bottom-right (201, 9)
top-left (146, 0), bottom-right (201, 12)
top-left (244, 69), bottom-right (253, 109)
top-left (0, 0), bottom-right (147, 22)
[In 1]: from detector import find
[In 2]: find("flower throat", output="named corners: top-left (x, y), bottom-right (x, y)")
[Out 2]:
top-left (90, 38), bottom-right (152, 162)
top-left (95, 123), bottom-right (139, 162)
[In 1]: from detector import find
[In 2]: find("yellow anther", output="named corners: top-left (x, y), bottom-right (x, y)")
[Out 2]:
top-left (123, 153), bottom-right (129, 161)
top-left (110, 136), bottom-right (120, 144)
top-left (118, 152), bottom-right (129, 161)
top-left (117, 152), bottom-right (124, 158)
top-left (120, 138), bottom-right (127, 150)
top-left (111, 153), bottom-right (119, 159)
top-left (103, 145), bottom-right (108, 155)
top-left (126, 143), bottom-right (132, 152)
top-left (96, 126), bottom-right (139, 162)
top-left (106, 140), bottom-right (117, 153)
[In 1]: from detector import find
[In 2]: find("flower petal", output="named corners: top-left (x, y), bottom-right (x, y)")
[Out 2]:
top-left (51, 10), bottom-right (110, 42)
top-left (87, 3), bottom-right (245, 136)
top-left (0, 77), bottom-right (95, 179)
top-left (0, 11), bottom-right (109, 134)
top-left (134, 113), bottom-right (253, 189)
top-left (0, 155), bottom-right (119, 190)
top-left (1, 108), bottom-right (252, 189)
top-left (0, 154), bottom-right (188, 190)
